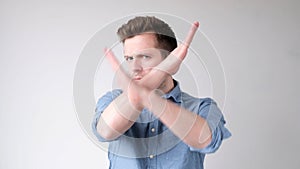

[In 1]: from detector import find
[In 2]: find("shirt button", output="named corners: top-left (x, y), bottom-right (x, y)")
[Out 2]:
top-left (149, 154), bottom-right (154, 159)
top-left (151, 128), bottom-right (155, 133)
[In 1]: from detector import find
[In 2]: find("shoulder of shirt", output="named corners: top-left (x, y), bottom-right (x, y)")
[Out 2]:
top-left (96, 89), bottom-right (123, 104)
top-left (181, 92), bottom-right (217, 107)
top-left (102, 89), bottom-right (123, 97)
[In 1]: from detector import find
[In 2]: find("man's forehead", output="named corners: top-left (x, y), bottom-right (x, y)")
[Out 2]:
top-left (123, 33), bottom-right (159, 54)
top-left (124, 48), bottom-right (162, 57)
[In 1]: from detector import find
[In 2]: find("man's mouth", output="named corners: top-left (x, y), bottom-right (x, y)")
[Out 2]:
top-left (132, 76), bottom-right (142, 80)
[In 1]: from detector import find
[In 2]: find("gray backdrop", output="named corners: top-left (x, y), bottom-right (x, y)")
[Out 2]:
top-left (1, 0), bottom-right (299, 169)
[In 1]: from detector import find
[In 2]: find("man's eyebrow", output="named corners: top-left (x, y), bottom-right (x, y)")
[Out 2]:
top-left (135, 52), bottom-right (153, 56)
top-left (124, 55), bottom-right (134, 59)
top-left (124, 54), bottom-right (140, 58)
top-left (124, 52), bottom-right (152, 59)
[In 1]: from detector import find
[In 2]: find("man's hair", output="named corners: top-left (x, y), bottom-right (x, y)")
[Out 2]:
top-left (117, 16), bottom-right (177, 57)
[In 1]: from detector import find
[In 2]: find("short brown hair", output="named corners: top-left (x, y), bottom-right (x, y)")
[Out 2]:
top-left (117, 16), bottom-right (177, 57)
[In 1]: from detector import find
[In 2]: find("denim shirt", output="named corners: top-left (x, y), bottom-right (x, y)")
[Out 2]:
top-left (92, 81), bottom-right (231, 169)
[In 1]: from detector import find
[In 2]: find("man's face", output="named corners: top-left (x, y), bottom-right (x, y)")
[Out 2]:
top-left (123, 33), bottom-right (164, 80)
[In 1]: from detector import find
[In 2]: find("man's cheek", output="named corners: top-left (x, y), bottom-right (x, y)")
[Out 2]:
top-left (143, 67), bottom-right (153, 75)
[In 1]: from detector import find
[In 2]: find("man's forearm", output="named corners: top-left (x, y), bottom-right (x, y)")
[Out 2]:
top-left (142, 90), bottom-right (212, 149)
top-left (96, 69), bottom-right (168, 141)
top-left (139, 67), bottom-right (168, 89)
top-left (97, 93), bottom-right (141, 140)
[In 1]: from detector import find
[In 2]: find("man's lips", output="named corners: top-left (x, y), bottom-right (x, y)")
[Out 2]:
top-left (132, 76), bottom-right (142, 80)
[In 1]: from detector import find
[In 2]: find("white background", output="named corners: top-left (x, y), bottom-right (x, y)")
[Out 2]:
top-left (1, 0), bottom-right (299, 169)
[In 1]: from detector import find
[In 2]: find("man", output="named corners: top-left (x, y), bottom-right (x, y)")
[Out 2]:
top-left (92, 16), bottom-right (231, 169)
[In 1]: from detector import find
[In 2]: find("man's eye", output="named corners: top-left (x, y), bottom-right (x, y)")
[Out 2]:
top-left (126, 56), bottom-right (134, 61)
top-left (142, 55), bottom-right (150, 59)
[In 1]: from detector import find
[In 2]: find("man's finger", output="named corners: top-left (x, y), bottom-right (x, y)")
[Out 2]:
top-left (104, 48), bottom-right (121, 72)
top-left (104, 47), bottom-right (132, 90)
top-left (183, 21), bottom-right (199, 47)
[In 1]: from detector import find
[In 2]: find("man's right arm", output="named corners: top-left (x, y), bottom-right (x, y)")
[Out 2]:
top-left (96, 93), bottom-right (141, 141)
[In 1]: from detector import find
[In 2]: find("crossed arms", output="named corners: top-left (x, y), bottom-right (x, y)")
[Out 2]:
top-left (96, 22), bottom-right (212, 149)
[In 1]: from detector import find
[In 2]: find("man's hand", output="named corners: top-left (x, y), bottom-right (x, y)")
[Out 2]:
top-left (138, 21), bottom-right (199, 89)
top-left (156, 21), bottom-right (199, 75)
top-left (104, 48), bottom-right (147, 110)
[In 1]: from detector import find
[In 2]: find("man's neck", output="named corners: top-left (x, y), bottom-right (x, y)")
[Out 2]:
top-left (158, 76), bottom-right (174, 94)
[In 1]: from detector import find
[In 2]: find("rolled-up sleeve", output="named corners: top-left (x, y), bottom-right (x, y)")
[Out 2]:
top-left (91, 89), bottom-right (122, 142)
top-left (190, 98), bottom-right (231, 153)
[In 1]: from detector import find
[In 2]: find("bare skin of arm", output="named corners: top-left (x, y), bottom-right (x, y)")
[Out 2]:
top-left (97, 22), bottom-right (212, 148)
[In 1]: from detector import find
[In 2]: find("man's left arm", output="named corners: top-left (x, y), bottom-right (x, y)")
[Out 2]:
top-left (140, 89), bottom-right (212, 149)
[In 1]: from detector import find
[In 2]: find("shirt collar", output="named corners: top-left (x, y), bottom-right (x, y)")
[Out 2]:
top-left (162, 79), bottom-right (182, 103)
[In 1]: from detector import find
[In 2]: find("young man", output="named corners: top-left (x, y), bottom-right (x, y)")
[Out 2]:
top-left (92, 16), bottom-right (231, 169)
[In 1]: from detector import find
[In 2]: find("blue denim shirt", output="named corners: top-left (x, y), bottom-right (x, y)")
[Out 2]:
top-left (92, 81), bottom-right (231, 169)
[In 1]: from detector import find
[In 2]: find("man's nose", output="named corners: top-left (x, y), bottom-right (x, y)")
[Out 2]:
top-left (132, 59), bottom-right (143, 72)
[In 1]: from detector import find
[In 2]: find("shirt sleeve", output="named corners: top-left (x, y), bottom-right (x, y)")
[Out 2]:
top-left (91, 89), bottom-right (122, 142)
top-left (190, 98), bottom-right (231, 153)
